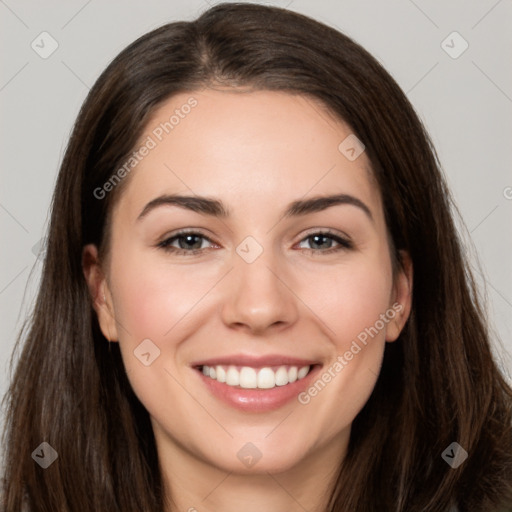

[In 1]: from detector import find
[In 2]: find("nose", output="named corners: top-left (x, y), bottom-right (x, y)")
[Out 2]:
top-left (220, 247), bottom-right (299, 335)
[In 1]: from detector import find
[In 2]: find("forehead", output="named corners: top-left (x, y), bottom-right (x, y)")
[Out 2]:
top-left (113, 89), bottom-right (383, 224)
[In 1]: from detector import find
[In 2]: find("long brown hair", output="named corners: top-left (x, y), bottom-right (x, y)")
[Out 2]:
top-left (2, 3), bottom-right (512, 511)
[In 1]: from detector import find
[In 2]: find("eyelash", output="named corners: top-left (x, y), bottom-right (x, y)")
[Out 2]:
top-left (156, 229), bottom-right (353, 256)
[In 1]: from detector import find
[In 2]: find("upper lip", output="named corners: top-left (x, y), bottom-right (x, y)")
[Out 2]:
top-left (191, 354), bottom-right (321, 368)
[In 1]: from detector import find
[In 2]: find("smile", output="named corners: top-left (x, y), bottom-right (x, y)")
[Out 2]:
top-left (200, 364), bottom-right (311, 389)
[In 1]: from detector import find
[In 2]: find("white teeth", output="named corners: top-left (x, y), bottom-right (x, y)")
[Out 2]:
top-left (257, 367), bottom-right (275, 389)
top-left (200, 364), bottom-right (311, 389)
top-left (297, 366), bottom-right (309, 379)
top-left (239, 367), bottom-right (257, 389)
top-left (215, 365), bottom-right (226, 383)
top-left (226, 366), bottom-right (240, 386)
top-left (275, 366), bottom-right (289, 386)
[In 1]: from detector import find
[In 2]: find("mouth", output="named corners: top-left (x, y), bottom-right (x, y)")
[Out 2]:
top-left (191, 360), bottom-right (323, 412)
top-left (195, 364), bottom-right (314, 389)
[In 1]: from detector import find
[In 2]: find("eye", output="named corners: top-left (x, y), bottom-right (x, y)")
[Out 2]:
top-left (157, 229), bottom-right (353, 256)
top-left (157, 230), bottom-right (217, 255)
top-left (296, 231), bottom-right (353, 254)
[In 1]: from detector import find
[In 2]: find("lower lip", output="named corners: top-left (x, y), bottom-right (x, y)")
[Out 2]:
top-left (195, 365), bottom-right (322, 412)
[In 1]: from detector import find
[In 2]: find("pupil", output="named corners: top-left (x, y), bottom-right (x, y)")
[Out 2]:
top-left (311, 235), bottom-right (331, 250)
top-left (180, 235), bottom-right (202, 250)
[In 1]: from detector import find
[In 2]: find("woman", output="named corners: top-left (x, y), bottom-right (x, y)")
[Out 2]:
top-left (2, 3), bottom-right (512, 511)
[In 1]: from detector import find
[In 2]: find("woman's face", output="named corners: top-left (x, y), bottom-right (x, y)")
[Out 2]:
top-left (84, 89), bottom-right (412, 476)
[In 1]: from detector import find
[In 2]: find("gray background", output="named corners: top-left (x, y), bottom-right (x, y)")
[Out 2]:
top-left (1, 0), bottom-right (511, 432)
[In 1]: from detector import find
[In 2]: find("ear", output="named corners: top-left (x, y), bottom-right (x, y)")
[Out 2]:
top-left (385, 250), bottom-right (413, 342)
top-left (82, 244), bottom-right (119, 342)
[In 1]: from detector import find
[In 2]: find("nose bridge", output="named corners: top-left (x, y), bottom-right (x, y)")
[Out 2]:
top-left (220, 235), bottom-right (298, 332)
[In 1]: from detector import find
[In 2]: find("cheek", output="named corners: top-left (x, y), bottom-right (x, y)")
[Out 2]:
top-left (291, 255), bottom-right (394, 432)
top-left (299, 257), bottom-right (394, 346)
top-left (107, 250), bottom-right (222, 418)
top-left (109, 250), bottom-right (222, 342)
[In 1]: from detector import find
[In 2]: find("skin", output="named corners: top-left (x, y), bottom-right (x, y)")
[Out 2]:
top-left (83, 89), bottom-right (412, 512)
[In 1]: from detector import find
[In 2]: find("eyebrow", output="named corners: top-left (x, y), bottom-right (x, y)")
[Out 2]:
top-left (137, 193), bottom-right (373, 222)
